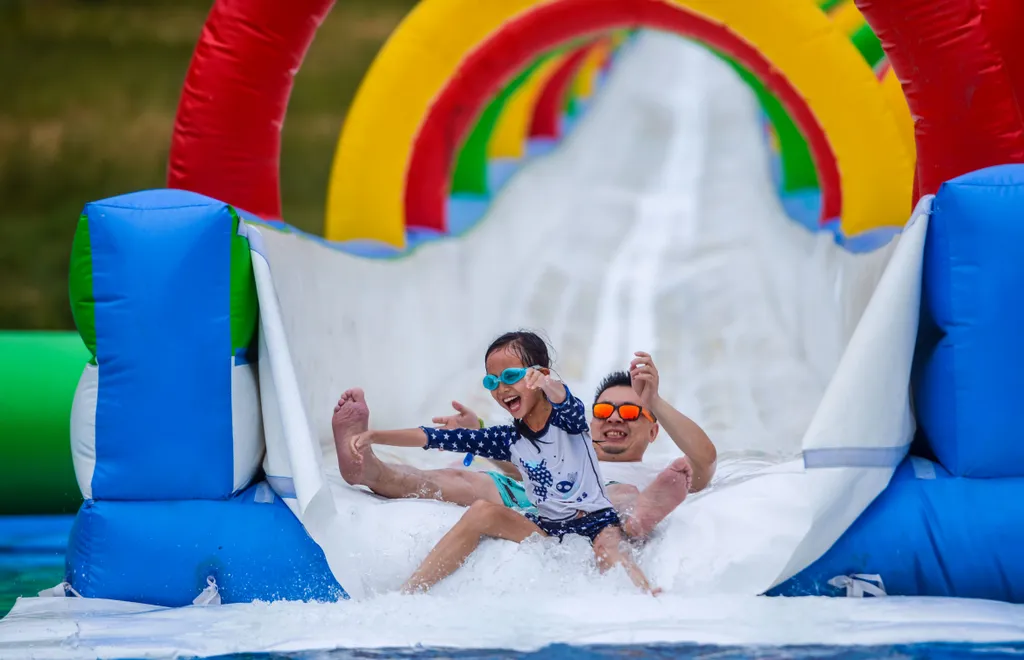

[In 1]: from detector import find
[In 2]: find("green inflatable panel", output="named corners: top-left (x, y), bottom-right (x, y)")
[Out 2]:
top-left (564, 81), bottom-right (579, 119)
top-left (0, 331), bottom-right (88, 514)
top-left (850, 21), bottom-right (885, 67)
top-left (818, 0), bottom-right (846, 11)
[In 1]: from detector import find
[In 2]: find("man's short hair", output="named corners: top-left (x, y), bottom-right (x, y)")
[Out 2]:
top-left (594, 371), bottom-right (632, 404)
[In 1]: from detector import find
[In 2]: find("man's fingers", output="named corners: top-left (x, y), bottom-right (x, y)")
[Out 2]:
top-left (631, 352), bottom-right (656, 369)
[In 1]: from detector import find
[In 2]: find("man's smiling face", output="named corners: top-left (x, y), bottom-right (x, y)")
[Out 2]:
top-left (590, 384), bottom-right (659, 462)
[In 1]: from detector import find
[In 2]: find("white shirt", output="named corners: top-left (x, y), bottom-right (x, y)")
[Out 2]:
top-left (597, 461), bottom-right (661, 491)
top-left (422, 386), bottom-right (613, 521)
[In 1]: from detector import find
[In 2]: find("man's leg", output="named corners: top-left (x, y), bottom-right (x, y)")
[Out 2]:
top-left (332, 389), bottom-right (503, 507)
top-left (402, 500), bottom-right (544, 593)
top-left (607, 458), bottom-right (693, 540)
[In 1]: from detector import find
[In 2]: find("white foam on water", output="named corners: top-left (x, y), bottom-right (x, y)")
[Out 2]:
top-left (4, 31), bottom-right (1022, 659)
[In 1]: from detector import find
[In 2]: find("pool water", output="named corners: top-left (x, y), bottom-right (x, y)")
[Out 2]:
top-left (0, 515), bottom-right (71, 617)
top-left (4, 516), bottom-right (1024, 659)
top-left (205, 643), bottom-right (1024, 659)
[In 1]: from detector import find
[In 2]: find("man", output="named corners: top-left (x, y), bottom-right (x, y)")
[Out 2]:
top-left (332, 351), bottom-right (716, 539)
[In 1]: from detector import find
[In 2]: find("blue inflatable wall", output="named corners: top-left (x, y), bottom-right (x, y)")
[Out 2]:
top-left (67, 483), bottom-right (344, 607)
top-left (65, 189), bottom-right (345, 606)
top-left (771, 164), bottom-right (1024, 603)
top-left (70, 190), bottom-right (256, 500)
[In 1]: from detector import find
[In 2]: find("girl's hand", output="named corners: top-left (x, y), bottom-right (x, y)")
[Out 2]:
top-left (524, 368), bottom-right (567, 404)
top-left (351, 430), bottom-right (375, 454)
top-left (432, 400), bottom-right (480, 430)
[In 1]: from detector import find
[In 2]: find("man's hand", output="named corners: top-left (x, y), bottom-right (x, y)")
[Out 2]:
top-left (432, 400), bottom-right (480, 430)
top-left (630, 351), bottom-right (662, 409)
top-left (525, 368), bottom-right (567, 404)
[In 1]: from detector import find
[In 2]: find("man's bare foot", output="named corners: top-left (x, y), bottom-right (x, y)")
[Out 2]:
top-left (627, 458), bottom-right (693, 539)
top-left (332, 389), bottom-right (372, 485)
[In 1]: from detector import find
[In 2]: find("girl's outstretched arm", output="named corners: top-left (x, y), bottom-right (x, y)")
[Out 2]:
top-left (353, 426), bottom-right (515, 462)
top-left (354, 428), bottom-right (430, 449)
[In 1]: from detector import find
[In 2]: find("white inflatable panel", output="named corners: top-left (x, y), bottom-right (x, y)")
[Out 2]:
top-left (69, 363), bottom-right (98, 500)
top-left (230, 358), bottom-right (264, 493)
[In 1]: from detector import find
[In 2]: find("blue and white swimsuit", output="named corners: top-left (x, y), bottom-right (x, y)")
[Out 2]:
top-left (421, 386), bottom-right (620, 541)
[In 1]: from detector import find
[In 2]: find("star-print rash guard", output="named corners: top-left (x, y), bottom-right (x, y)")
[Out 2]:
top-left (421, 386), bottom-right (613, 521)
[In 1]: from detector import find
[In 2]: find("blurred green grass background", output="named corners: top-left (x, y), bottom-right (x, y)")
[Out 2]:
top-left (0, 0), bottom-right (418, 330)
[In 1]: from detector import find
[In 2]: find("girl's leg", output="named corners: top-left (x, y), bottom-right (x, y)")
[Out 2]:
top-left (605, 483), bottom-right (642, 536)
top-left (591, 525), bottom-right (661, 595)
top-left (366, 463), bottom-right (504, 507)
top-left (402, 500), bottom-right (544, 593)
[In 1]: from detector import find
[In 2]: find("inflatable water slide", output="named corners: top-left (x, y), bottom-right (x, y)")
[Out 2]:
top-left (3, 0), bottom-right (1024, 629)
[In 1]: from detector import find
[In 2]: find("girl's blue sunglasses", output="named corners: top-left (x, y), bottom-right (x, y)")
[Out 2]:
top-left (482, 366), bottom-right (541, 391)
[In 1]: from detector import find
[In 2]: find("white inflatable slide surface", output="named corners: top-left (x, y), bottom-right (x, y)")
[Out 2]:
top-left (248, 28), bottom-right (923, 601)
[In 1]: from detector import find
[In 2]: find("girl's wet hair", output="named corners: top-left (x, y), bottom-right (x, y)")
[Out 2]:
top-left (485, 330), bottom-right (552, 369)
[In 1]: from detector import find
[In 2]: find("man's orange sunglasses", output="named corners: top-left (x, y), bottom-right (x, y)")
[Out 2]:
top-left (592, 402), bottom-right (656, 423)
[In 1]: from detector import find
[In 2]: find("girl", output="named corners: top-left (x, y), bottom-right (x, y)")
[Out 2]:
top-left (346, 331), bottom-right (660, 595)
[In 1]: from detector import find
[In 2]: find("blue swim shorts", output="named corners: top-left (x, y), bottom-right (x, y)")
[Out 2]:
top-left (527, 507), bottom-right (621, 542)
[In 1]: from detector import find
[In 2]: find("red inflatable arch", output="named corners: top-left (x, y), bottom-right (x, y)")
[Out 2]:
top-left (168, 0), bottom-right (334, 221)
top-left (856, 0), bottom-right (1024, 201)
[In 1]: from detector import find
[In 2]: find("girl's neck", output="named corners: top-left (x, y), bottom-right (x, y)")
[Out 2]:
top-left (522, 397), bottom-right (552, 432)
